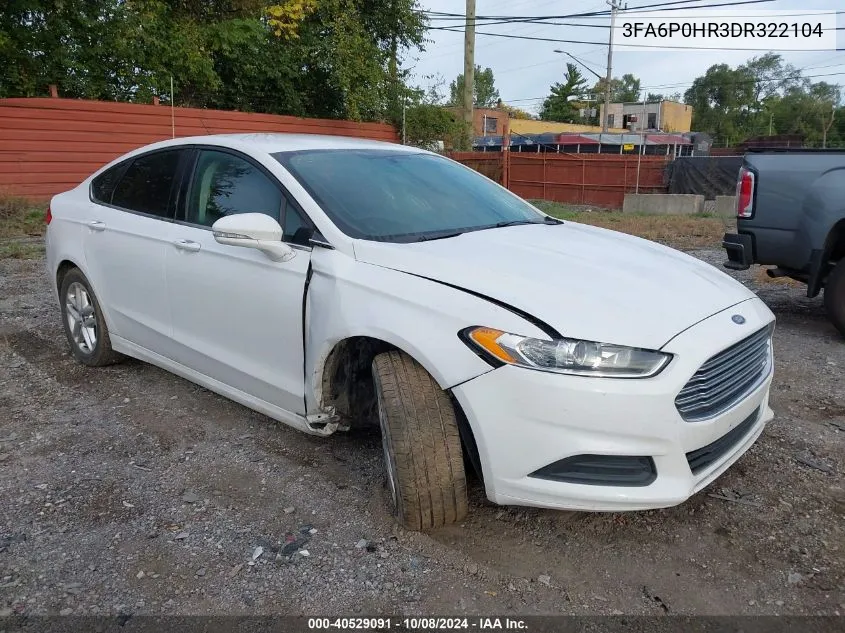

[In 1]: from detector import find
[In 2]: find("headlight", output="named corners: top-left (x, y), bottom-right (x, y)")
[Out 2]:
top-left (461, 326), bottom-right (672, 378)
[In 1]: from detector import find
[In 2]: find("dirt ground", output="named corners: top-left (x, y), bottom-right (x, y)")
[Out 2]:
top-left (1, 244), bottom-right (843, 618)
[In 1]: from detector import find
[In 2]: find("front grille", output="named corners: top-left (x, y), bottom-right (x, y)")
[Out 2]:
top-left (686, 407), bottom-right (760, 474)
top-left (675, 325), bottom-right (772, 422)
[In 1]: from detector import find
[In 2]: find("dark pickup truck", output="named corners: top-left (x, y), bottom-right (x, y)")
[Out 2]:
top-left (723, 149), bottom-right (845, 337)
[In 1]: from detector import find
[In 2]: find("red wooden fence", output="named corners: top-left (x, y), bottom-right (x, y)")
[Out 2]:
top-left (450, 152), bottom-right (670, 209)
top-left (0, 98), bottom-right (399, 200)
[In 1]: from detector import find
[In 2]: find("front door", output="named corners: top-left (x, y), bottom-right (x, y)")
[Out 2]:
top-left (165, 148), bottom-right (312, 415)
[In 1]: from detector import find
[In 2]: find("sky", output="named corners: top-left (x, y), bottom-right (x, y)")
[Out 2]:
top-left (406, 0), bottom-right (845, 114)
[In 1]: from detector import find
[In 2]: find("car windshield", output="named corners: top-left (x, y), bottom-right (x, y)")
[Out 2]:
top-left (274, 150), bottom-right (547, 242)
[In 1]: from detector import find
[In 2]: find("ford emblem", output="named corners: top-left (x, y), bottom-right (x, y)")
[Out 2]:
top-left (731, 314), bottom-right (746, 324)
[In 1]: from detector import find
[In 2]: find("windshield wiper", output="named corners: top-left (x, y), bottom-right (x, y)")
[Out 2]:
top-left (493, 219), bottom-right (539, 228)
top-left (416, 231), bottom-right (466, 242)
top-left (490, 216), bottom-right (562, 229)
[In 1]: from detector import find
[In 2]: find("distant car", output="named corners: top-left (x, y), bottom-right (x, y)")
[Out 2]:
top-left (46, 134), bottom-right (775, 530)
top-left (723, 148), bottom-right (845, 336)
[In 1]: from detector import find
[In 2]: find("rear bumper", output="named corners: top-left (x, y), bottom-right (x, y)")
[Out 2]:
top-left (722, 232), bottom-right (753, 270)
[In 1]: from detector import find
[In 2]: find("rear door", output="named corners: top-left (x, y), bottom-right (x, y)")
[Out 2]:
top-left (83, 148), bottom-right (188, 353)
top-left (164, 147), bottom-right (314, 415)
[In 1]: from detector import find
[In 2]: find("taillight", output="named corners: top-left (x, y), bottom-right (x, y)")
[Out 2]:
top-left (45, 205), bottom-right (52, 225)
top-left (736, 167), bottom-right (755, 218)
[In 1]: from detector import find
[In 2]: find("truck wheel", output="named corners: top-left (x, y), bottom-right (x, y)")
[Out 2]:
top-left (824, 259), bottom-right (845, 338)
top-left (60, 268), bottom-right (122, 366)
top-left (372, 350), bottom-right (468, 530)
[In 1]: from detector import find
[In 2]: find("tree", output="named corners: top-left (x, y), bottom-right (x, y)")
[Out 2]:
top-left (447, 65), bottom-right (500, 108)
top-left (0, 0), bottom-right (428, 123)
top-left (685, 53), bottom-right (844, 147)
top-left (403, 104), bottom-right (460, 150)
top-left (770, 81), bottom-right (842, 147)
top-left (616, 74), bottom-right (641, 102)
top-left (498, 102), bottom-right (535, 120)
top-left (644, 91), bottom-right (681, 103)
top-left (591, 73), bottom-right (642, 103)
top-left (684, 63), bottom-right (755, 146)
top-left (539, 63), bottom-right (587, 122)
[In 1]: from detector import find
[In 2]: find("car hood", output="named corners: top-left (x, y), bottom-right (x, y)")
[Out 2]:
top-left (352, 222), bottom-right (756, 350)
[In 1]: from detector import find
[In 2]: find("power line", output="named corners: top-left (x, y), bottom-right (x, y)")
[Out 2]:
top-left (422, 0), bottom-right (779, 22)
top-left (423, 0), bottom-right (704, 18)
top-left (428, 25), bottom-right (845, 52)
top-left (414, 0), bottom-right (595, 61)
top-left (426, 8), bottom-right (844, 29)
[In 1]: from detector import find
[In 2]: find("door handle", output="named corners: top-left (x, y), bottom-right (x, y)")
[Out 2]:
top-left (88, 220), bottom-right (106, 232)
top-left (172, 239), bottom-right (201, 253)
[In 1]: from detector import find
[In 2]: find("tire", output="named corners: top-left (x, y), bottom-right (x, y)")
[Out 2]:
top-left (59, 268), bottom-right (122, 367)
top-left (824, 259), bottom-right (845, 338)
top-left (372, 350), bottom-right (468, 531)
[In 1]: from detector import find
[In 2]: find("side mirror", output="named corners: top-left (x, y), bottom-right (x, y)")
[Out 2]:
top-left (212, 213), bottom-right (295, 262)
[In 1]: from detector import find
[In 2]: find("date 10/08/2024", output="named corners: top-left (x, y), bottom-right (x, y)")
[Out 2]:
top-left (307, 617), bottom-right (528, 630)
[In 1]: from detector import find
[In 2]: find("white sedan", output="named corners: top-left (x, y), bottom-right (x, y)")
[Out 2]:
top-left (45, 134), bottom-right (775, 530)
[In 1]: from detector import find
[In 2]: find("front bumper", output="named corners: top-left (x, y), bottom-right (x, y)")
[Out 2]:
top-left (452, 297), bottom-right (775, 512)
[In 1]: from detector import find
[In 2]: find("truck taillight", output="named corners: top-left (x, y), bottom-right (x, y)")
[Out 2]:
top-left (45, 205), bottom-right (52, 225)
top-left (736, 167), bottom-right (755, 218)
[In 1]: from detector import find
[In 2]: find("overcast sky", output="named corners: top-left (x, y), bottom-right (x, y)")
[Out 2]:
top-left (407, 0), bottom-right (844, 113)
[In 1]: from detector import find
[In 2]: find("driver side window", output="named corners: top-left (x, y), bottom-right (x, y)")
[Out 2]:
top-left (187, 150), bottom-right (283, 227)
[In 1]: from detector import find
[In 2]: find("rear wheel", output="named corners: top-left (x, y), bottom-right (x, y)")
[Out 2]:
top-left (824, 260), bottom-right (845, 338)
top-left (372, 350), bottom-right (468, 530)
top-left (60, 268), bottom-right (122, 366)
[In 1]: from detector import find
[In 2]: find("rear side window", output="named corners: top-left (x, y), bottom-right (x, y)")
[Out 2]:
top-left (91, 163), bottom-right (127, 204)
top-left (111, 150), bottom-right (182, 217)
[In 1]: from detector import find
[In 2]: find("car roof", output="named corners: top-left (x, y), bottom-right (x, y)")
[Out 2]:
top-left (140, 133), bottom-right (421, 156)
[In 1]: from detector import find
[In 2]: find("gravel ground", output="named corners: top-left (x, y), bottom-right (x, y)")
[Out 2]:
top-left (0, 248), bottom-right (843, 617)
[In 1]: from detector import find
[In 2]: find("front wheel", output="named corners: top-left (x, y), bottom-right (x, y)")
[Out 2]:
top-left (372, 350), bottom-right (468, 530)
top-left (824, 259), bottom-right (845, 338)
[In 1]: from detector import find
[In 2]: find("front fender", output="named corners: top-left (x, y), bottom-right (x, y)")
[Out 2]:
top-left (304, 249), bottom-right (549, 413)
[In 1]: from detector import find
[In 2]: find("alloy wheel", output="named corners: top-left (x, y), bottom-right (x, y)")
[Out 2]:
top-left (65, 282), bottom-right (98, 354)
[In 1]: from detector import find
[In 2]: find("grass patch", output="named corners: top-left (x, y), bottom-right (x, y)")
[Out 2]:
top-left (0, 195), bottom-right (47, 240)
top-left (531, 200), bottom-right (731, 250)
top-left (0, 241), bottom-right (45, 260)
top-left (753, 266), bottom-right (802, 287)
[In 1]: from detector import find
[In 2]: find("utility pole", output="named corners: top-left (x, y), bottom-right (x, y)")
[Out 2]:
top-left (170, 75), bottom-right (175, 138)
top-left (822, 104), bottom-right (835, 149)
top-left (602, 0), bottom-right (623, 133)
top-left (463, 0), bottom-right (476, 150)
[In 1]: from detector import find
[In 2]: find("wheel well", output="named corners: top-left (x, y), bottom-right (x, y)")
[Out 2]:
top-left (320, 336), bottom-right (396, 427)
top-left (826, 220), bottom-right (845, 264)
top-left (56, 260), bottom-right (78, 291)
top-left (320, 336), bottom-right (483, 480)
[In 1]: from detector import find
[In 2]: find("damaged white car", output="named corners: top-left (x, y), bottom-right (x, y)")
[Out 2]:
top-left (46, 134), bottom-right (775, 530)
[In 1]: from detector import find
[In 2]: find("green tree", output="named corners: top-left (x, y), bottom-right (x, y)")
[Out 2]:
top-left (0, 0), bottom-right (428, 123)
top-left (592, 73), bottom-right (641, 103)
top-left (770, 82), bottom-right (841, 147)
top-left (403, 104), bottom-right (460, 149)
top-left (539, 63), bottom-right (586, 122)
top-left (447, 66), bottom-right (500, 108)
top-left (684, 63), bottom-right (755, 146)
top-left (684, 53), bottom-right (842, 146)
top-left (645, 91), bottom-right (681, 103)
top-left (499, 103), bottom-right (535, 120)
